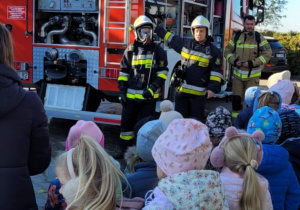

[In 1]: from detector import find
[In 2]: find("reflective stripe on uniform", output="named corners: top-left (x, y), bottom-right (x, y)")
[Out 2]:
top-left (132, 54), bottom-right (153, 68)
top-left (226, 53), bottom-right (234, 61)
top-left (228, 40), bottom-right (234, 46)
top-left (163, 32), bottom-right (174, 43)
top-left (181, 49), bottom-right (210, 68)
top-left (118, 72), bottom-right (129, 81)
top-left (236, 44), bottom-right (257, 49)
top-left (182, 47), bottom-right (212, 59)
top-left (210, 71), bottom-right (222, 82)
top-left (259, 56), bottom-right (266, 64)
top-left (233, 67), bottom-right (261, 79)
top-left (156, 70), bottom-right (168, 80)
top-left (260, 40), bottom-right (268, 47)
top-left (126, 88), bottom-right (159, 99)
top-left (232, 112), bottom-right (239, 118)
top-left (120, 131), bottom-right (135, 140)
top-left (179, 84), bottom-right (206, 96)
top-left (210, 76), bottom-right (221, 82)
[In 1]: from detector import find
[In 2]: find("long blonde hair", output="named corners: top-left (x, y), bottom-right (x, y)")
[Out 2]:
top-left (56, 136), bottom-right (126, 210)
top-left (0, 23), bottom-right (14, 69)
top-left (222, 136), bottom-right (263, 210)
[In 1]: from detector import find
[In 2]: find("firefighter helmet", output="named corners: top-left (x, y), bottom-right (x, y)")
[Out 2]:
top-left (133, 15), bottom-right (154, 43)
top-left (191, 15), bottom-right (211, 36)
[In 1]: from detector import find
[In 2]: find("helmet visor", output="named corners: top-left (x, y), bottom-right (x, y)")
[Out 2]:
top-left (137, 26), bottom-right (152, 43)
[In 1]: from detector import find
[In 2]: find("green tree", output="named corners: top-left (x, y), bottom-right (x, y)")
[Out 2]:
top-left (256, 0), bottom-right (288, 29)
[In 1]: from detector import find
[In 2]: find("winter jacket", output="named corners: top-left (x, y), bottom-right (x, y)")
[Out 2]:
top-left (143, 170), bottom-right (228, 210)
top-left (0, 63), bottom-right (51, 209)
top-left (234, 104), bottom-right (254, 129)
top-left (257, 144), bottom-right (300, 210)
top-left (118, 41), bottom-right (168, 102)
top-left (123, 161), bottom-right (158, 199)
top-left (224, 30), bottom-right (272, 80)
top-left (220, 167), bottom-right (273, 210)
top-left (155, 27), bottom-right (222, 95)
top-left (280, 138), bottom-right (300, 184)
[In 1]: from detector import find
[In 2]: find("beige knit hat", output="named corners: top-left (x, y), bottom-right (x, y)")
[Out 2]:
top-left (159, 100), bottom-right (183, 126)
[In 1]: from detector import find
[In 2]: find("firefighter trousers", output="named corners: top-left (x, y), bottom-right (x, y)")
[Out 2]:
top-left (120, 100), bottom-right (156, 143)
top-left (175, 91), bottom-right (206, 122)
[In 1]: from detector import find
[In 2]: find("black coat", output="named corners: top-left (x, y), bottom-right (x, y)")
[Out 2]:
top-left (0, 64), bottom-right (51, 209)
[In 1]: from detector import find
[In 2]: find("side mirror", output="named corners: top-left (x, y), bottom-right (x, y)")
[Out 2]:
top-left (256, 7), bottom-right (264, 23)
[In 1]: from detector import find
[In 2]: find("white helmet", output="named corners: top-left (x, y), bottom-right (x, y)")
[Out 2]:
top-left (191, 15), bottom-right (211, 36)
top-left (133, 15), bottom-right (154, 43)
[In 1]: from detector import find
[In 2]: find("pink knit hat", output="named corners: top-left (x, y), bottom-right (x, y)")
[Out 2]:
top-left (65, 120), bottom-right (104, 150)
top-left (152, 119), bottom-right (212, 176)
top-left (269, 79), bottom-right (294, 104)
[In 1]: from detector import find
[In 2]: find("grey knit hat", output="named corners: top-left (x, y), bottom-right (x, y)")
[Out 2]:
top-left (137, 119), bottom-right (167, 162)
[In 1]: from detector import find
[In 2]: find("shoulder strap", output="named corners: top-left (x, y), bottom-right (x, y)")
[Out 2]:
top-left (233, 30), bottom-right (242, 53)
top-left (255, 31), bottom-right (261, 58)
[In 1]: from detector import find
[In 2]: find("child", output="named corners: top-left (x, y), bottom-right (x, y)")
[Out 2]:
top-left (235, 91), bottom-right (281, 129)
top-left (206, 106), bottom-right (232, 146)
top-left (144, 119), bottom-right (228, 209)
top-left (247, 107), bottom-right (300, 210)
top-left (159, 100), bottom-right (183, 126)
top-left (123, 120), bottom-right (167, 199)
top-left (277, 108), bottom-right (300, 144)
top-left (210, 126), bottom-right (273, 210)
top-left (44, 120), bottom-right (105, 210)
top-left (269, 79), bottom-right (294, 105)
top-left (56, 135), bottom-right (126, 210)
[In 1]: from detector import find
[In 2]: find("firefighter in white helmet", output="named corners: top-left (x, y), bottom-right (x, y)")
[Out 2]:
top-left (115, 15), bottom-right (168, 158)
top-left (155, 15), bottom-right (223, 122)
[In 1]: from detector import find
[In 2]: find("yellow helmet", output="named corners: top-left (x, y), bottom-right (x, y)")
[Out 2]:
top-left (191, 15), bottom-right (211, 36)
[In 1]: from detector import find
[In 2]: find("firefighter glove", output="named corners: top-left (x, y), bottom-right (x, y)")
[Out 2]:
top-left (142, 87), bottom-right (155, 99)
top-left (119, 93), bottom-right (127, 107)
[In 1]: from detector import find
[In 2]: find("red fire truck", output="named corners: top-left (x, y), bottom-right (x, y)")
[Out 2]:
top-left (0, 0), bottom-right (265, 125)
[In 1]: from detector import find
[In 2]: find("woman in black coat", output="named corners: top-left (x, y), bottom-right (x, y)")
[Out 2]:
top-left (0, 23), bottom-right (51, 209)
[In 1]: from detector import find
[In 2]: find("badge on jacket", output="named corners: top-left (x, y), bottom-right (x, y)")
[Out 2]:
top-left (159, 60), bottom-right (164, 67)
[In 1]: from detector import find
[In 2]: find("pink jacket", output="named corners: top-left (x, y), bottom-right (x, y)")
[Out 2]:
top-left (220, 167), bottom-right (273, 210)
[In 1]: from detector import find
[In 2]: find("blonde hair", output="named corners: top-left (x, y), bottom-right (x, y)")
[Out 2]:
top-left (222, 136), bottom-right (263, 210)
top-left (257, 92), bottom-right (280, 110)
top-left (56, 136), bottom-right (126, 210)
top-left (0, 23), bottom-right (14, 69)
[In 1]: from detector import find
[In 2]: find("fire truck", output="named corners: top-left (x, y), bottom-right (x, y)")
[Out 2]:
top-left (0, 0), bottom-right (265, 125)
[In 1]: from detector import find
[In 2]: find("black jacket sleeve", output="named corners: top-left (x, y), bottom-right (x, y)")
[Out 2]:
top-left (28, 92), bottom-right (51, 176)
top-left (206, 44), bottom-right (222, 93)
top-left (154, 26), bottom-right (185, 54)
top-left (118, 46), bottom-right (131, 92)
top-left (150, 45), bottom-right (169, 91)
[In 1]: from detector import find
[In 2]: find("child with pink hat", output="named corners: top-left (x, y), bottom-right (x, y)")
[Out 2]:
top-left (44, 120), bottom-right (105, 210)
top-left (143, 119), bottom-right (228, 209)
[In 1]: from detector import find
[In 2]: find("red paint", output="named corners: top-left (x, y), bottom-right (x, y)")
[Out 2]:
top-left (94, 117), bottom-right (121, 124)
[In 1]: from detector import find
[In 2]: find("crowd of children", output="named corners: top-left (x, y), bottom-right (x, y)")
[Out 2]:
top-left (44, 72), bottom-right (300, 210)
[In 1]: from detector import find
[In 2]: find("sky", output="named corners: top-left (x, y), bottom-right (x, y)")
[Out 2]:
top-left (257, 0), bottom-right (300, 33)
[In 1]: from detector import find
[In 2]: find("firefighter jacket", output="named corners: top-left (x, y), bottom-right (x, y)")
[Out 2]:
top-left (224, 30), bottom-right (272, 81)
top-left (118, 41), bottom-right (168, 102)
top-left (155, 26), bottom-right (222, 96)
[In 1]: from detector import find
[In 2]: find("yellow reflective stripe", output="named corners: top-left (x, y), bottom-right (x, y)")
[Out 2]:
top-left (226, 53), bottom-right (234, 61)
top-left (117, 76), bottom-right (128, 81)
top-left (132, 59), bottom-right (152, 66)
top-left (234, 70), bottom-right (261, 79)
top-left (229, 40), bottom-right (234, 46)
top-left (236, 44), bottom-right (257, 49)
top-left (157, 73), bottom-right (167, 79)
top-left (181, 51), bottom-right (210, 65)
top-left (126, 93), bottom-right (159, 99)
top-left (260, 40), bottom-right (268, 46)
top-left (232, 112), bottom-right (239, 118)
top-left (120, 134), bottom-right (134, 140)
top-left (259, 56), bottom-right (266, 64)
top-left (148, 88), bottom-right (154, 96)
top-left (210, 76), bottom-right (221, 82)
top-left (178, 87), bottom-right (206, 96)
top-left (164, 32), bottom-right (172, 42)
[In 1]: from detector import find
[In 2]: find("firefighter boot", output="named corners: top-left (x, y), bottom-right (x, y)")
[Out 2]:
top-left (112, 139), bottom-right (133, 159)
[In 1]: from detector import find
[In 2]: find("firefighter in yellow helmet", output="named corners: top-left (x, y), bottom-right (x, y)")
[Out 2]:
top-left (155, 15), bottom-right (223, 122)
top-left (115, 15), bottom-right (168, 158)
top-left (224, 15), bottom-right (272, 121)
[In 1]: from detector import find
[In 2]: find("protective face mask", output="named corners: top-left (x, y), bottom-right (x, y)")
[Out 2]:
top-left (137, 27), bottom-right (152, 44)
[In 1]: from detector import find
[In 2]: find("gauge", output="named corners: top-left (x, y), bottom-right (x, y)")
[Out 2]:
top-left (45, 48), bottom-right (58, 61)
top-left (69, 50), bottom-right (83, 62)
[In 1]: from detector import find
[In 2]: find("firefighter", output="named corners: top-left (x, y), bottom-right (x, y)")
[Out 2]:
top-left (224, 15), bottom-right (272, 121)
top-left (115, 15), bottom-right (168, 158)
top-left (155, 15), bottom-right (222, 122)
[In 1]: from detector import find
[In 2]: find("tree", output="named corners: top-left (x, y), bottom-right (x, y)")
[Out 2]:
top-left (256, 0), bottom-right (288, 29)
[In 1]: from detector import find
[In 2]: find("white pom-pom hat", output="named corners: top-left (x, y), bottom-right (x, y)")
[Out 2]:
top-left (159, 100), bottom-right (183, 126)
